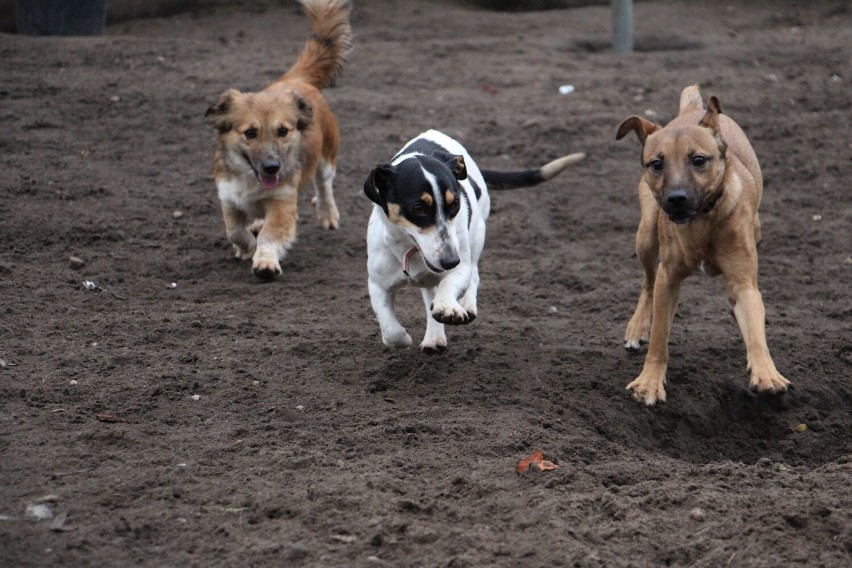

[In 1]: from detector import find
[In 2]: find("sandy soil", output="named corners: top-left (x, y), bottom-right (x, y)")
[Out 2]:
top-left (1, 0), bottom-right (850, 566)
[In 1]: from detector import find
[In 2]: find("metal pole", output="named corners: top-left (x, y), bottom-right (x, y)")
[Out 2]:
top-left (612, 0), bottom-right (633, 54)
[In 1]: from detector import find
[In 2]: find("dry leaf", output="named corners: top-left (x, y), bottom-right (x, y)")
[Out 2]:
top-left (517, 449), bottom-right (558, 475)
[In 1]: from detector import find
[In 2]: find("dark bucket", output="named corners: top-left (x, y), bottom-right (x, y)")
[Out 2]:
top-left (16, 0), bottom-right (108, 36)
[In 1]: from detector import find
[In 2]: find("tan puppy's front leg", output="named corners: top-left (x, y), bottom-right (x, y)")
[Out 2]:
top-left (625, 186), bottom-right (660, 351)
top-left (221, 202), bottom-right (256, 260)
top-left (627, 264), bottom-right (682, 405)
top-left (724, 276), bottom-right (790, 393)
top-left (253, 194), bottom-right (298, 280)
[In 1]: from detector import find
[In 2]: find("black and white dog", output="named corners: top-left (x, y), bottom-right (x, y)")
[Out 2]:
top-left (364, 129), bottom-right (584, 352)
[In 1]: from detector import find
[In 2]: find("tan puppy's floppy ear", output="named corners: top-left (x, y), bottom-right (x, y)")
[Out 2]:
top-left (699, 96), bottom-right (727, 156)
top-left (616, 116), bottom-right (660, 146)
top-left (205, 88), bottom-right (240, 133)
top-left (699, 95), bottom-right (722, 130)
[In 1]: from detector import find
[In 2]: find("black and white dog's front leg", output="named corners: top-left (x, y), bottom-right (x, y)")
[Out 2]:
top-left (420, 287), bottom-right (447, 353)
top-left (430, 262), bottom-right (475, 325)
top-left (368, 278), bottom-right (412, 348)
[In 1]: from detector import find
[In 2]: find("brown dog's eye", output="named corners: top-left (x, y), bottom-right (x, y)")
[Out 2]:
top-left (244, 128), bottom-right (258, 140)
top-left (692, 156), bottom-right (707, 167)
top-left (649, 159), bottom-right (664, 173)
top-left (277, 127), bottom-right (289, 137)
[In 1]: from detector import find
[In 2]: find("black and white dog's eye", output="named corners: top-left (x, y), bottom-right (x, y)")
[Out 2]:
top-left (692, 155), bottom-right (707, 167)
top-left (411, 203), bottom-right (426, 215)
top-left (277, 126), bottom-right (289, 137)
top-left (244, 128), bottom-right (258, 140)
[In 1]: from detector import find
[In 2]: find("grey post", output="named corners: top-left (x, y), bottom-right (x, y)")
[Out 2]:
top-left (612, 0), bottom-right (634, 53)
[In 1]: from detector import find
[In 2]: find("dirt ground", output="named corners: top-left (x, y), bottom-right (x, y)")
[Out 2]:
top-left (1, 0), bottom-right (850, 566)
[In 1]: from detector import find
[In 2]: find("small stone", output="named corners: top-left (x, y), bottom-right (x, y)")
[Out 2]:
top-left (644, 109), bottom-right (658, 119)
top-left (168, 282), bottom-right (177, 289)
top-left (109, 95), bottom-right (121, 103)
top-left (689, 507), bottom-right (705, 522)
top-left (191, 394), bottom-right (201, 401)
top-left (69, 256), bottom-right (85, 269)
top-left (69, 380), bottom-right (78, 386)
top-left (548, 306), bottom-right (558, 314)
top-left (25, 503), bottom-right (53, 521)
top-left (296, 405), bottom-right (304, 411)
top-left (172, 210), bottom-right (184, 219)
top-left (794, 423), bottom-right (808, 432)
top-left (812, 214), bottom-right (822, 221)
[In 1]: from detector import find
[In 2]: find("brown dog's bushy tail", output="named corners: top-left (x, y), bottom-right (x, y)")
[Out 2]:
top-left (679, 84), bottom-right (704, 114)
top-left (281, 0), bottom-right (353, 89)
top-left (482, 152), bottom-right (586, 190)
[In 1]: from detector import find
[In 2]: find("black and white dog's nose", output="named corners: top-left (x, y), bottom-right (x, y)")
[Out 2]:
top-left (439, 254), bottom-right (460, 270)
top-left (261, 159), bottom-right (281, 175)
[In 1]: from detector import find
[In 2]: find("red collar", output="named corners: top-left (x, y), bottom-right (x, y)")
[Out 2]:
top-left (402, 246), bottom-right (419, 276)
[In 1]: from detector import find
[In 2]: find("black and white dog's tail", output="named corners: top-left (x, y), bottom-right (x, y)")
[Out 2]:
top-left (482, 152), bottom-right (585, 190)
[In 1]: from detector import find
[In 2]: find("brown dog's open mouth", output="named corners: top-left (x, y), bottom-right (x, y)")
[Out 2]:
top-left (257, 172), bottom-right (280, 190)
top-left (243, 153), bottom-right (281, 190)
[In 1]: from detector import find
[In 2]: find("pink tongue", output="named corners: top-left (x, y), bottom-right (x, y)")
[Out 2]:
top-left (258, 173), bottom-right (279, 190)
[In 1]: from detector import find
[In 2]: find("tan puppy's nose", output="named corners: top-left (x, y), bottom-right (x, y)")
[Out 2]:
top-left (666, 189), bottom-right (688, 205)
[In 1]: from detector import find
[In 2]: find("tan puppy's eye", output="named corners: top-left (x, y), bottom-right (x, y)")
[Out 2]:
top-left (277, 126), bottom-right (290, 137)
top-left (244, 127), bottom-right (258, 140)
top-left (648, 159), bottom-right (664, 173)
top-left (692, 155), bottom-right (707, 167)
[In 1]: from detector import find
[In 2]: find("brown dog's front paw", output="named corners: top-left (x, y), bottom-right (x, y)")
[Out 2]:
top-left (626, 371), bottom-right (667, 405)
top-left (252, 257), bottom-right (282, 280)
top-left (749, 363), bottom-right (791, 394)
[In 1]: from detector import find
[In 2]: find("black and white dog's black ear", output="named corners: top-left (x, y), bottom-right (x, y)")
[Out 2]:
top-left (364, 164), bottom-right (394, 215)
top-left (436, 152), bottom-right (467, 180)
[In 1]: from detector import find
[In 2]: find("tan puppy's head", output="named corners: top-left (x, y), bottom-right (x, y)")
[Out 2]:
top-left (206, 88), bottom-right (313, 189)
top-left (617, 97), bottom-right (728, 224)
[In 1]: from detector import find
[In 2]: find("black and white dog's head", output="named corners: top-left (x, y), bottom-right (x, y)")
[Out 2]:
top-left (364, 148), bottom-right (468, 273)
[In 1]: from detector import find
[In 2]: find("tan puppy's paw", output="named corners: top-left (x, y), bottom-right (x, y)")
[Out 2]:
top-left (626, 369), bottom-right (667, 405)
top-left (624, 322), bottom-right (650, 352)
top-left (252, 256), bottom-right (282, 280)
top-left (749, 362), bottom-right (791, 393)
top-left (316, 202), bottom-right (340, 230)
top-left (431, 298), bottom-right (473, 326)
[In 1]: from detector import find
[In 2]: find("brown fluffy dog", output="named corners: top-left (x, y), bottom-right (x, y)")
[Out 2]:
top-left (616, 85), bottom-right (790, 405)
top-left (205, 0), bottom-right (352, 279)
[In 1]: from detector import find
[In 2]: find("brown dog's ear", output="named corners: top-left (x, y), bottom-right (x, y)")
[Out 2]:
top-left (364, 164), bottom-right (394, 215)
top-left (295, 96), bottom-right (313, 131)
top-left (699, 96), bottom-right (727, 157)
top-left (205, 88), bottom-right (240, 133)
top-left (699, 96), bottom-right (723, 130)
top-left (616, 116), bottom-right (660, 145)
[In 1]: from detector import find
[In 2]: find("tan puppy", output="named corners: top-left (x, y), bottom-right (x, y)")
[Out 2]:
top-left (205, 0), bottom-right (352, 279)
top-left (616, 85), bottom-right (790, 405)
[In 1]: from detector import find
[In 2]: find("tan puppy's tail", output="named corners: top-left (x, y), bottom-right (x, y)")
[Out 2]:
top-left (679, 84), bottom-right (704, 115)
top-left (281, 0), bottom-right (353, 89)
top-left (482, 152), bottom-right (586, 190)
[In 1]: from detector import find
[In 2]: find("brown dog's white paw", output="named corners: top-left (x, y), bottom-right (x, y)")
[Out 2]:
top-left (626, 371), bottom-right (667, 405)
top-left (749, 363), bottom-right (791, 393)
top-left (317, 204), bottom-right (340, 230)
top-left (624, 321), bottom-right (650, 351)
top-left (431, 298), bottom-right (474, 326)
top-left (252, 256), bottom-right (282, 280)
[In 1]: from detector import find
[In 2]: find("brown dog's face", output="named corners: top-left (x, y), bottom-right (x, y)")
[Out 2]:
top-left (617, 97), bottom-right (728, 224)
top-left (206, 89), bottom-right (313, 189)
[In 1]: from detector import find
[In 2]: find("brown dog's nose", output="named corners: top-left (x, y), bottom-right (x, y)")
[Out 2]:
top-left (261, 159), bottom-right (281, 175)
